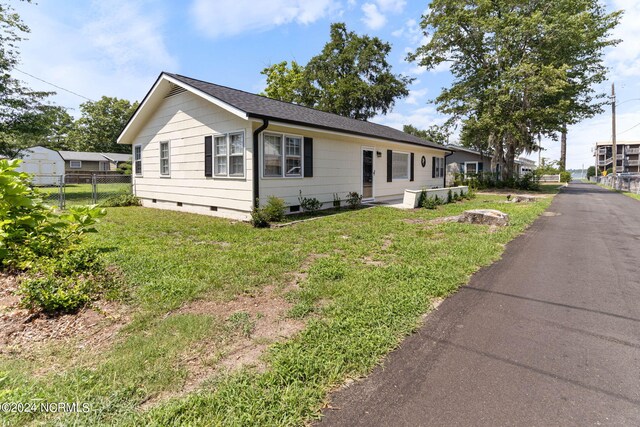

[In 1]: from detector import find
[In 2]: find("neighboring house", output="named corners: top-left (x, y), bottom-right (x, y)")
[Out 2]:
top-left (15, 146), bottom-right (65, 186)
top-left (594, 141), bottom-right (640, 174)
top-left (58, 151), bottom-right (131, 173)
top-left (117, 72), bottom-right (452, 220)
top-left (446, 145), bottom-right (536, 185)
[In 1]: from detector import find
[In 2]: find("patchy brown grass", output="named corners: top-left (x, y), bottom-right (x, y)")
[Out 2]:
top-left (0, 273), bottom-right (131, 363)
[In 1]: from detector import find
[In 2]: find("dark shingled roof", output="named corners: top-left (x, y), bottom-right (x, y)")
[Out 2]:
top-left (166, 73), bottom-right (449, 151)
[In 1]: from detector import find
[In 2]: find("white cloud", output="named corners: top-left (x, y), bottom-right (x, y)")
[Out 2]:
top-left (405, 87), bottom-right (429, 105)
top-left (13, 1), bottom-right (176, 114)
top-left (361, 0), bottom-right (406, 30)
top-left (361, 3), bottom-right (386, 30)
top-left (372, 105), bottom-right (445, 132)
top-left (190, 0), bottom-right (339, 38)
top-left (607, 0), bottom-right (640, 77)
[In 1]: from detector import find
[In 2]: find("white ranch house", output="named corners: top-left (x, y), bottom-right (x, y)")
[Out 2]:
top-left (118, 72), bottom-right (453, 220)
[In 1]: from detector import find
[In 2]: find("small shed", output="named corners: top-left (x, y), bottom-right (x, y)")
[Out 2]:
top-left (15, 146), bottom-right (65, 186)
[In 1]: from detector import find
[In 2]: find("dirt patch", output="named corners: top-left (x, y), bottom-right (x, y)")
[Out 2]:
top-left (362, 256), bottom-right (385, 267)
top-left (144, 258), bottom-right (317, 408)
top-left (0, 273), bottom-right (130, 359)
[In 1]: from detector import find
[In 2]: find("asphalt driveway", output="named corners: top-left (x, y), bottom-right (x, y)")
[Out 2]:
top-left (320, 183), bottom-right (640, 426)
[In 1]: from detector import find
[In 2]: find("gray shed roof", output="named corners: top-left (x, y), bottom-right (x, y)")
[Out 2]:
top-left (58, 151), bottom-right (131, 162)
top-left (165, 73), bottom-right (450, 151)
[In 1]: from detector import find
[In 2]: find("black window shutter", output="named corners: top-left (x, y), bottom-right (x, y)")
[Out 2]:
top-left (303, 137), bottom-right (313, 177)
top-left (204, 136), bottom-right (212, 177)
top-left (387, 150), bottom-right (393, 182)
top-left (478, 162), bottom-right (484, 172)
top-left (432, 156), bottom-right (436, 178)
top-left (410, 153), bottom-right (415, 181)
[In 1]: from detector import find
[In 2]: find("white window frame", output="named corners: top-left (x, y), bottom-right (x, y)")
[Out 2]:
top-left (464, 161), bottom-right (478, 178)
top-left (99, 161), bottom-right (110, 171)
top-left (261, 132), bottom-right (304, 179)
top-left (392, 151), bottom-right (410, 180)
top-left (434, 157), bottom-right (445, 178)
top-left (69, 160), bottom-right (82, 169)
top-left (134, 144), bottom-right (142, 176)
top-left (159, 141), bottom-right (170, 176)
top-left (213, 130), bottom-right (245, 178)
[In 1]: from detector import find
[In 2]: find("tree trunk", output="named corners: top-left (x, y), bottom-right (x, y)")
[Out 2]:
top-left (560, 124), bottom-right (567, 171)
top-left (504, 134), bottom-right (516, 180)
top-left (491, 134), bottom-right (504, 181)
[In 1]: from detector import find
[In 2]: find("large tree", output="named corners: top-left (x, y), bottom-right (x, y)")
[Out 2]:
top-left (408, 0), bottom-right (621, 179)
top-left (0, 1), bottom-right (57, 157)
top-left (262, 23), bottom-right (412, 121)
top-left (68, 96), bottom-right (138, 153)
top-left (403, 124), bottom-right (450, 146)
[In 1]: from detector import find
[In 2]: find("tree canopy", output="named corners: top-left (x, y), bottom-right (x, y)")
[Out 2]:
top-left (408, 0), bottom-right (621, 179)
top-left (67, 96), bottom-right (139, 154)
top-left (262, 23), bottom-right (412, 121)
top-left (402, 124), bottom-right (450, 146)
top-left (0, 1), bottom-right (57, 157)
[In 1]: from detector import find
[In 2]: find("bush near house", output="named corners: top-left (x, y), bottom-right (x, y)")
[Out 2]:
top-left (455, 171), bottom-right (541, 191)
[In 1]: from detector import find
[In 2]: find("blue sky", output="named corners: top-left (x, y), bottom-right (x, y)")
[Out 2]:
top-left (12, 0), bottom-right (640, 169)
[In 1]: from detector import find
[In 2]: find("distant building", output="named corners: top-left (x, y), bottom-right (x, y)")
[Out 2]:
top-left (58, 151), bottom-right (131, 173)
top-left (594, 141), bottom-right (640, 174)
top-left (446, 145), bottom-right (536, 185)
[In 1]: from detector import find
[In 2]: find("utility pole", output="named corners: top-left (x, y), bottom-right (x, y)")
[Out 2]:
top-left (612, 83), bottom-right (617, 178)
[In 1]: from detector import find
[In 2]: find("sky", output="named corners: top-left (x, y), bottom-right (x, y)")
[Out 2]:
top-left (11, 0), bottom-right (640, 170)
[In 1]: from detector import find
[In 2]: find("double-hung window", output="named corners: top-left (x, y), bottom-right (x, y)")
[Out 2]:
top-left (285, 136), bottom-right (302, 176)
top-left (263, 133), bottom-right (302, 178)
top-left (134, 145), bottom-right (142, 175)
top-left (214, 131), bottom-right (244, 177)
top-left (69, 160), bottom-right (82, 169)
top-left (159, 141), bottom-right (170, 176)
top-left (392, 152), bottom-right (410, 180)
top-left (435, 157), bottom-right (445, 178)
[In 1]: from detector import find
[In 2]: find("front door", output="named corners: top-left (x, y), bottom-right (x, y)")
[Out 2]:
top-left (362, 148), bottom-right (374, 200)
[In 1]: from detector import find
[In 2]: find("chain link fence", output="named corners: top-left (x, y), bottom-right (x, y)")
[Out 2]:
top-left (32, 174), bottom-right (132, 209)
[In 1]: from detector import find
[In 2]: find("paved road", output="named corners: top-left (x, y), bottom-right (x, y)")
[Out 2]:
top-left (320, 183), bottom-right (640, 426)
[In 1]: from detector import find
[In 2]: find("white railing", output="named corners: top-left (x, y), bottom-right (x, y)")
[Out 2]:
top-left (540, 174), bottom-right (561, 183)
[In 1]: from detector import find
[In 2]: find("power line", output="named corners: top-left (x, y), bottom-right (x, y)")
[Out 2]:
top-left (618, 121), bottom-right (640, 136)
top-left (14, 68), bottom-right (95, 102)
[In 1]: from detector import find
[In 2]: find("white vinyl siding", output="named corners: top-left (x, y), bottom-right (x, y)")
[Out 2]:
top-left (69, 160), bottom-right (82, 169)
top-left (134, 145), bottom-right (142, 175)
top-left (392, 152), bottom-right (409, 180)
top-left (160, 141), bottom-right (170, 176)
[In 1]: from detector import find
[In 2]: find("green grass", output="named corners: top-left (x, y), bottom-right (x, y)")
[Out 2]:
top-left (0, 194), bottom-right (554, 426)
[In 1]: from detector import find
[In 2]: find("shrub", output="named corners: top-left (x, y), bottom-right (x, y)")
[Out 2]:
top-left (101, 194), bottom-right (141, 207)
top-left (250, 204), bottom-right (270, 228)
top-left (560, 171), bottom-right (571, 183)
top-left (447, 189), bottom-right (453, 203)
top-left (422, 196), bottom-right (439, 209)
top-left (0, 159), bottom-right (114, 314)
top-left (250, 196), bottom-right (286, 227)
top-left (333, 193), bottom-right (341, 209)
top-left (346, 192), bottom-right (362, 209)
top-left (263, 196), bottom-right (286, 222)
top-left (298, 190), bottom-right (322, 213)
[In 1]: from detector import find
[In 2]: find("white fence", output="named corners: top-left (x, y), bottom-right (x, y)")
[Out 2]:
top-left (403, 186), bottom-right (470, 208)
top-left (539, 174), bottom-right (561, 183)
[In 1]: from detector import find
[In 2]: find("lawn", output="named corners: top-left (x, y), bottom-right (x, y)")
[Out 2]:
top-left (0, 191), bottom-right (556, 426)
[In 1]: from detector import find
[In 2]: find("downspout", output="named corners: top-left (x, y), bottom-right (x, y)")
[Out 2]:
top-left (252, 119), bottom-right (269, 208)
top-left (444, 150), bottom-right (454, 187)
